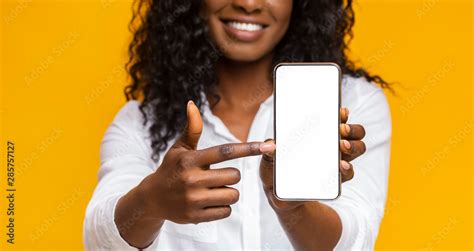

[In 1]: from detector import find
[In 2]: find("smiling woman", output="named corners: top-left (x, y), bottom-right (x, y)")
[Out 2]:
top-left (124, 0), bottom-right (389, 162)
top-left (83, 0), bottom-right (392, 250)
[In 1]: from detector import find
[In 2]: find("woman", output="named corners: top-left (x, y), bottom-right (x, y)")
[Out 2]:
top-left (84, 0), bottom-right (392, 250)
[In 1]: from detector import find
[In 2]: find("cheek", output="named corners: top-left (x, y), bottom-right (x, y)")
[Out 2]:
top-left (202, 0), bottom-right (226, 39)
top-left (271, 1), bottom-right (293, 31)
top-left (203, 0), bottom-right (226, 13)
top-left (201, 0), bottom-right (224, 24)
top-left (262, 2), bottom-right (292, 50)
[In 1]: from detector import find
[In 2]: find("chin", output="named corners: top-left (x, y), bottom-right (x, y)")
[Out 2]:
top-left (220, 45), bottom-right (273, 63)
top-left (224, 52), bottom-right (263, 62)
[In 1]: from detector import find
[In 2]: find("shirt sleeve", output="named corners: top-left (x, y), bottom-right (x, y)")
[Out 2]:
top-left (83, 101), bottom-right (156, 250)
top-left (322, 82), bottom-right (392, 250)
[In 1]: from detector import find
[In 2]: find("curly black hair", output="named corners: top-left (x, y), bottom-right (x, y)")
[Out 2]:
top-left (124, 0), bottom-right (390, 161)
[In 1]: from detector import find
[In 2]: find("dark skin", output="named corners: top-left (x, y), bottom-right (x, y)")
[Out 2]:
top-left (115, 0), bottom-right (367, 250)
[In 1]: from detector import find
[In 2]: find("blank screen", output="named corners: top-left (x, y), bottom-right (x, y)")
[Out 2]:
top-left (274, 63), bottom-right (340, 200)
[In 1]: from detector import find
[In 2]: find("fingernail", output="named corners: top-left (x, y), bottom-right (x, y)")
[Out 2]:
top-left (341, 161), bottom-right (351, 170)
top-left (343, 140), bottom-right (351, 150)
top-left (260, 142), bottom-right (276, 153)
top-left (344, 107), bottom-right (349, 117)
top-left (344, 124), bottom-right (351, 135)
top-left (187, 100), bottom-right (194, 108)
top-left (187, 100), bottom-right (196, 118)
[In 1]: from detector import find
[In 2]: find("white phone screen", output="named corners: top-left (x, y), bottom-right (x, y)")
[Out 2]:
top-left (274, 63), bottom-right (341, 200)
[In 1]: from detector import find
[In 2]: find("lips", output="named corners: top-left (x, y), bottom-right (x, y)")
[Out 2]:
top-left (220, 18), bottom-right (269, 42)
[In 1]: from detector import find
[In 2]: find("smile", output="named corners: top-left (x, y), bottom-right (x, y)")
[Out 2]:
top-left (221, 19), bottom-right (268, 42)
top-left (226, 21), bottom-right (264, 32)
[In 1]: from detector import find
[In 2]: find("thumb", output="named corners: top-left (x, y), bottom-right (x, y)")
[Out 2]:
top-left (177, 100), bottom-right (203, 150)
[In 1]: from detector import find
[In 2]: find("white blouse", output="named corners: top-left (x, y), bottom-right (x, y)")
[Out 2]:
top-left (83, 76), bottom-right (392, 250)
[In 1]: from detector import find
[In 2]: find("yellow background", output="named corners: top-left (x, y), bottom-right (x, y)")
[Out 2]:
top-left (1, 0), bottom-right (472, 250)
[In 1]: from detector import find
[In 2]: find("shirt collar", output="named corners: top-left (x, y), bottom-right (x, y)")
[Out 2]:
top-left (199, 91), bottom-right (274, 142)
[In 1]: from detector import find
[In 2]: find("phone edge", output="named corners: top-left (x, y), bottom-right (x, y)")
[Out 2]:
top-left (272, 62), bottom-right (342, 201)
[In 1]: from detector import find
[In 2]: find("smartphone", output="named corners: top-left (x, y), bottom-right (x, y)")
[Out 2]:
top-left (273, 63), bottom-right (341, 200)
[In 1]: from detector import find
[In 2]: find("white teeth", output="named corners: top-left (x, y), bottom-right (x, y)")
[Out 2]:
top-left (227, 21), bottom-right (263, 32)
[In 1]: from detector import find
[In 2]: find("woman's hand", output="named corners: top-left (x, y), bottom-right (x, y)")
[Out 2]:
top-left (114, 101), bottom-right (275, 248)
top-left (259, 107), bottom-right (366, 211)
top-left (138, 101), bottom-right (275, 224)
top-left (338, 107), bottom-right (367, 182)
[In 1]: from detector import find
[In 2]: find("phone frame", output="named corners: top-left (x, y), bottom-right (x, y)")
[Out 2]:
top-left (273, 62), bottom-right (342, 201)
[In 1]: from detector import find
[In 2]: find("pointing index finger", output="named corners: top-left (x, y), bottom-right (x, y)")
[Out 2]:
top-left (194, 141), bottom-right (274, 166)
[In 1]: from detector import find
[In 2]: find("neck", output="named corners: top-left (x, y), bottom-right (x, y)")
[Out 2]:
top-left (210, 53), bottom-right (274, 108)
